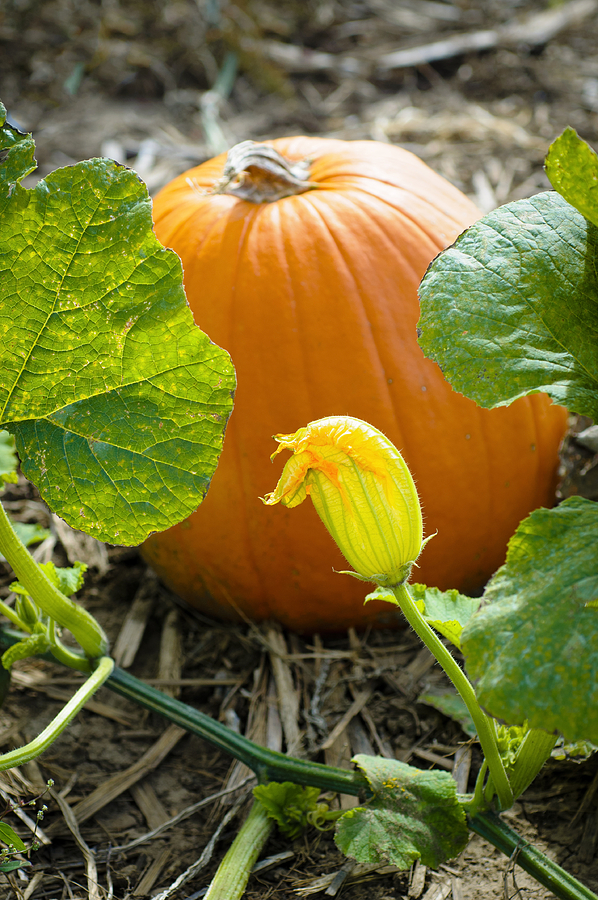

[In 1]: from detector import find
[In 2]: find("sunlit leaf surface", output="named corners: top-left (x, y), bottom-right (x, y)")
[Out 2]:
top-left (0, 103), bottom-right (235, 544)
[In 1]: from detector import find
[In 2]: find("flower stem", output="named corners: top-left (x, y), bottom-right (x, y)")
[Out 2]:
top-left (0, 501), bottom-right (108, 659)
top-left (0, 656), bottom-right (113, 770)
top-left (391, 583), bottom-right (513, 811)
top-left (204, 800), bottom-right (273, 900)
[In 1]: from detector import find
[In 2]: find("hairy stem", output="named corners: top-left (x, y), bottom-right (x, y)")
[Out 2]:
top-left (392, 583), bottom-right (513, 810)
top-left (0, 502), bottom-right (108, 659)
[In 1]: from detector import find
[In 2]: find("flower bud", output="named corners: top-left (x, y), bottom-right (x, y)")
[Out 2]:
top-left (262, 416), bottom-right (425, 588)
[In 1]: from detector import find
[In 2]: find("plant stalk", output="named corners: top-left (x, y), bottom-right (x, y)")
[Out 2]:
top-left (204, 800), bottom-right (273, 900)
top-left (468, 812), bottom-right (597, 900)
top-left (107, 664), bottom-right (366, 795)
top-left (0, 655), bottom-right (113, 770)
top-left (391, 583), bottom-right (513, 810)
top-left (0, 628), bottom-right (594, 900)
top-left (0, 502), bottom-right (108, 660)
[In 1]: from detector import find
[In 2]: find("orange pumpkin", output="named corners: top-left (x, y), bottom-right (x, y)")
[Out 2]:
top-left (142, 137), bottom-right (568, 633)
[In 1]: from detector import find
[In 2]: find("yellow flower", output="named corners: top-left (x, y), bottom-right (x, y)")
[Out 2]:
top-left (262, 416), bottom-right (424, 588)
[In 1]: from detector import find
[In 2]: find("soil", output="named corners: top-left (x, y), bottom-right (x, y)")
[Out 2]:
top-left (2, 2), bottom-right (598, 899)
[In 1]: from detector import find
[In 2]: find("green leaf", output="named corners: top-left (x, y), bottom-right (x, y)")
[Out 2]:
top-left (416, 689), bottom-right (476, 739)
top-left (11, 560), bottom-right (87, 599)
top-left (0, 821), bottom-right (27, 852)
top-left (0, 102), bottom-right (36, 198)
top-left (461, 497), bottom-right (598, 743)
top-left (545, 127), bottom-right (598, 228)
top-left (551, 738), bottom-right (597, 762)
top-left (2, 630), bottom-right (50, 669)
top-left (10, 520), bottom-right (50, 550)
top-left (418, 191), bottom-right (598, 419)
top-left (335, 755), bottom-right (468, 870)
top-left (253, 782), bottom-right (324, 839)
top-left (0, 859), bottom-right (31, 873)
top-left (42, 560), bottom-right (87, 597)
top-left (0, 517), bottom-right (50, 564)
top-left (411, 583), bottom-right (481, 649)
top-left (0, 431), bottom-right (18, 485)
top-left (0, 107), bottom-right (235, 545)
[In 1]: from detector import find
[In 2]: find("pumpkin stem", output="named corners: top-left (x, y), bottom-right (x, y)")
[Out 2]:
top-left (211, 141), bottom-right (315, 202)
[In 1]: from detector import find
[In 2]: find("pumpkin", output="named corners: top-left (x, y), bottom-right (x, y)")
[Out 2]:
top-left (142, 137), bottom-right (568, 634)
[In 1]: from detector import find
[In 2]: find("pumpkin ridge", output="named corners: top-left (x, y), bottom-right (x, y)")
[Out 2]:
top-left (290, 190), bottom-right (426, 514)
top-left (315, 189), bottom-right (431, 289)
top-left (294, 187), bottom-right (409, 417)
top-left (309, 193), bottom-right (438, 489)
top-left (245, 199), bottom-right (314, 620)
top-left (336, 182), bottom-right (477, 251)
top-left (275, 197), bottom-right (355, 445)
top-left (521, 395), bottom-right (541, 500)
top-left (276, 203), bottom-right (315, 430)
top-left (221, 203), bottom-right (270, 609)
top-left (154, 201), bottom-right (232, 287)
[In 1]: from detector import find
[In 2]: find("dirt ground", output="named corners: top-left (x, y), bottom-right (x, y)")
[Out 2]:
top-left (2, 1), bottom-right (598, 898)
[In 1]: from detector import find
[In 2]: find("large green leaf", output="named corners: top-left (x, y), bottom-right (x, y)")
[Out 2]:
top-left (335, 755), bottom-right (468, 870)
top-left (418, 190), bottom-right (598, 419)
top-left (545, 127), bottom-right (598, 228)
top-left (0, 105), bottom-right (235, 545)
top-left (461, 497), bottom-right (598, 743)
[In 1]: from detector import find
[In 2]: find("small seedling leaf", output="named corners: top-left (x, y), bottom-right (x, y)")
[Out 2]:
top-left (335, 755), bottom-right (468, 870)
top-left (253, 782), bottom-right (325, 839)
top-left (418, 191), bottom-right (598, 419)
top-left (461, 497), bottom-right (598, 743)
top-left (545, 127), bottom-right (598, 228)
top-left (411, 583), bottom-right (481, 649)
top-left (0, 106), bottom-right (235, 545)
top-left (11, 560), bottom-right (86, 599)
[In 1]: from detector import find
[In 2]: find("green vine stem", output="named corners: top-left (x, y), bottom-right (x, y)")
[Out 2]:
top-left (391, 583), bottom-right (513, 811)
top-left (0, 629), bottom-right (594, 900)
top-left (46, 619), bottom-right (94, 673)
top-left (468, 812), bottom-right (597, 900)
top-left (0, 655), bottom-right (113, 770)
top-left (204, 800), bottom-right (274, 900)
top-left (107, 664), bottom-right (365, 795)
top-left (0, 502), bottom-right (108, 660)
